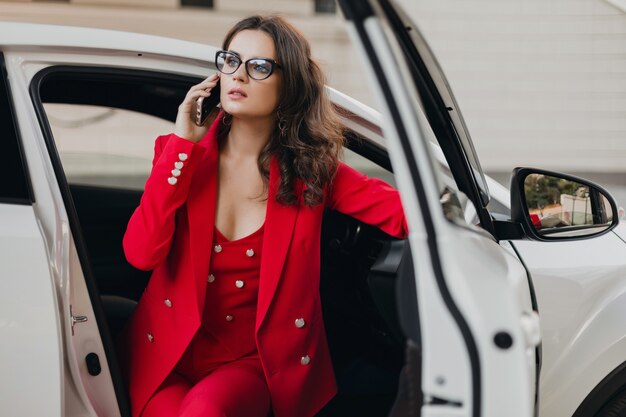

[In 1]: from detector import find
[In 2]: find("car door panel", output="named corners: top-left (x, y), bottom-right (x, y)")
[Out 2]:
top-left (0, 55), bottom-right (62, 416)
top-left (339, 1), bottom-right (537, 415)
top-left (512, 234), bottom-right (626, 417)
top-left (0, 204), bottom-right (63, 417)
top-left (6, 51), bottom-right (134, 416)
top-left (614, 224), bottom-right (626, 243)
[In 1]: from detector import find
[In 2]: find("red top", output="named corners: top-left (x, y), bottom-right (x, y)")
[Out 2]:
top-left (175, 223), bottom-right (264, 382)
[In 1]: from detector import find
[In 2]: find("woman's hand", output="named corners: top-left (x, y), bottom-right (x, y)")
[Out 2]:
top-left (174, 73), bottom-right (220, 143)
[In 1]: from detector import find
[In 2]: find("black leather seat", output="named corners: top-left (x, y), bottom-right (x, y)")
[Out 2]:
top-left (100, 294), bottom-right (137, 340)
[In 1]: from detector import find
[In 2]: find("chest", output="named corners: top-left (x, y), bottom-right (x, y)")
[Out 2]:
top-left (215, 157), bottom-right (267, 240)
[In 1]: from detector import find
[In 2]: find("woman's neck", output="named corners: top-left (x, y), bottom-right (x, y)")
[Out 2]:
top-left (222, 116), bottom-right (273, 159)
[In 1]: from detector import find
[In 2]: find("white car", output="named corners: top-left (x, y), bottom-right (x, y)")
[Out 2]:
top-left (1, 1), bottom-right (625, 416)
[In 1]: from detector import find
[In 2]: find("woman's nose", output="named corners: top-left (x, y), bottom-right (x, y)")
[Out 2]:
top-left (232, 63), bottom-right (247, 82)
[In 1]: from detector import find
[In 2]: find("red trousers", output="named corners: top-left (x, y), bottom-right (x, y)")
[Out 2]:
top-left (141, 358), bottom-right (270, 417)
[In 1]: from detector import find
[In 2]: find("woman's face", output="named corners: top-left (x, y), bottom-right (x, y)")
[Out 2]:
top-left (219, 29), bottom-right (281, 121)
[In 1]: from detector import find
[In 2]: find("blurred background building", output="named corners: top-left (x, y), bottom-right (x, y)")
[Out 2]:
top-left (1, 0), bottom-right (625, 203)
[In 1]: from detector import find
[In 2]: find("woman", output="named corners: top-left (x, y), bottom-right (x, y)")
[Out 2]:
top-left (120, 15), bottom-right (407, 417)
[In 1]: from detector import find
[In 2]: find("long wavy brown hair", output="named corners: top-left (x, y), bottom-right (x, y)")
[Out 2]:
top-left (219, 15), bottom-right (344, 207)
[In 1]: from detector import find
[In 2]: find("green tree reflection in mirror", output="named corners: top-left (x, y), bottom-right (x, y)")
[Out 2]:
top-left (524, 174), bottom-right (612, 236)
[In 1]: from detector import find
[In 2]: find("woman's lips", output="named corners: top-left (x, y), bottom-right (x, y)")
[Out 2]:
top-left (228, 88), bottom-right (247, 99)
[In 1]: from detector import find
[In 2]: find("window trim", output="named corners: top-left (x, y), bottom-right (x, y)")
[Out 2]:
top-left (0, 53), bottom-right (34, 205)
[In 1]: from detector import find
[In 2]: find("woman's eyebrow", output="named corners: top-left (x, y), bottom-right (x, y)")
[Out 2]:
top-left (227, 50), bottom-right (275, 61)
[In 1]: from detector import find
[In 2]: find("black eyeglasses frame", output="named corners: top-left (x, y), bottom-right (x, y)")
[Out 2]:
top-left (214, 50), bottom-right (282, 80)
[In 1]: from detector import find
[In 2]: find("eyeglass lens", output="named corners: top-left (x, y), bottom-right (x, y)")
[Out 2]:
top-left (216, 51), bottom-right (275, 80)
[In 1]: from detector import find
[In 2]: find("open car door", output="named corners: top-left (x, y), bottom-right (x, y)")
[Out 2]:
top-left (338, 1), bottom-right (538, 416)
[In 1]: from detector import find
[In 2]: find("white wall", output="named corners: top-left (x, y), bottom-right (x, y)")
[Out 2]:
top-left (399, 0), bottom-right (626, 177)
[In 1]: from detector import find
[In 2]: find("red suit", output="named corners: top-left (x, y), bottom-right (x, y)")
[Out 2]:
top-left (120, 116), bottom-right (408, 417)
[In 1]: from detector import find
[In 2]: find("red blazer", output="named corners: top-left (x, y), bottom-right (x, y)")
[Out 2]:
top-left (120, 116), bottom-right (408, 417)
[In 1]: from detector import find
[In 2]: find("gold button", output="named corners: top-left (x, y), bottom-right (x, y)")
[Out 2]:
top-left (295, 318), bottom-right (306, 328)
top-left (226, 315), bottom-right (234, 322)
top-left (301, 355), bottom-right (311, 365)
top-left (164, 299), bottom-right (172, 308)
top-left (246, 249), bottom-right (255, 257)
top-left (214, 244), bottom-right (222, 253)
top-left (235, 280), bottom-right (244, 288)
top-left (147, 333), bottom-right (154, 343)
top-left (208, 274), bottom-right (216, 283)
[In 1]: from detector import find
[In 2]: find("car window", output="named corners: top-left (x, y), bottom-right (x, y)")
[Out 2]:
top-left (393, 5), bottom-right (490, 207)
top-left (34, 66), bottom-right (198, 191)
top-left (45, 102), bottom-right (396, 193)
top-left (0, 54), bottom-right (31, 203)
top-left (43, 103), bottom-right (174, 190)
top-left (412, 97), bottom-right (481, 226)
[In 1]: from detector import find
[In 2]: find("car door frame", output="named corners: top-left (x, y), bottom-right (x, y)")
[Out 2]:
top-left (0, 51), bottom-right (69, 417)
top-left (366, 2), bottom-right (542, 413)
top-left (27, 62), bottom-right (221, 417)
top-left (338, 0), bottom-right (539, 416)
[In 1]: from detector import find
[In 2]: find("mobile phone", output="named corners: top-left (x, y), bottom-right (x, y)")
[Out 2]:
top-left (195, 81), bottom-right (221, 126)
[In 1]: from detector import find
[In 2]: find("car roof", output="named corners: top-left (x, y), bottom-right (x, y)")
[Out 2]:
top-left (0, 21), bottom-right (215, 61)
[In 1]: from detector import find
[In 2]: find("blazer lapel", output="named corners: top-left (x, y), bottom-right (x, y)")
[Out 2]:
top-left (183, 117), bottom-right (301, 331)
top-left (256, 157), bottom-right (301, 331)
top-left (186, 121), bottom-right (220, 319)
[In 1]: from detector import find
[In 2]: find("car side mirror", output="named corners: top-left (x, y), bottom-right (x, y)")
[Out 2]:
top-left (510, 168), bottom-right (619, 241)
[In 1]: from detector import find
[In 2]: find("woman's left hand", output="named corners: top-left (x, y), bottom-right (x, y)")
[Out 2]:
top-left (174, 73), bottom-right (220, 143)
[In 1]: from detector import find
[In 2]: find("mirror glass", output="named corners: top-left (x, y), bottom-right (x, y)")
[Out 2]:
top-left (524, 173), bottom-right (614, 237)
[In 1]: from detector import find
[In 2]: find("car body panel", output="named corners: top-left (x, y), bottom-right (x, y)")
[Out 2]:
top-left (0, 22), bottom-right (215, 64)
top-left (341, 4), bottom-right (536, 415)
top-left (613, 221), bottom-right (626, 243)
top-left (0, 203), bottom-right (62, 417)
top-left (512, 233), bottom-right (626, 417)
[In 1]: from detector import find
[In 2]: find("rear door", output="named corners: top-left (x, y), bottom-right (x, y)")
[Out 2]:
top-left (338, 1), bottom-right (537, 415)
top-left (0, 53), bottom-right (64, 417)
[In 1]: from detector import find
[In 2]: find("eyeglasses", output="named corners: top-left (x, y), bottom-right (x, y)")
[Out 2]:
top-left (215, 50), bottom-right (281, 81)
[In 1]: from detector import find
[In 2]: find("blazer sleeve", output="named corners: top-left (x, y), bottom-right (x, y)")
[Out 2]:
top-left (123, 133), bottom-right (207, 270)
top-left (327, 162), bottom-right (408, 239)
